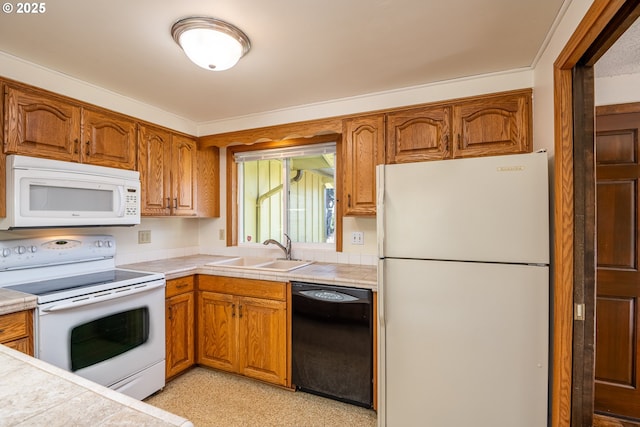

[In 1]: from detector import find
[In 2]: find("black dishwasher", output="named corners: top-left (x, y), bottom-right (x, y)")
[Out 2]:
top-left (291, 282), bottom-right (373, 408)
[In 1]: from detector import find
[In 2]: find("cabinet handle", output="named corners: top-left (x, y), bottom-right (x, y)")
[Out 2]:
top-left (444, 134), bottom-right (449, 152)
top-left (176, 284), bottom-right (188, 289)
top-left (232, 303), bottom-right (236, 317)
top-left (239, 305), bottom-right (243, 318)
top-left (348, 194), bottom-right (351, 208)
top-left (167, 306), bottom-right (172, 321)
top-left (174, 198), bottom-right (178, 209)
top-left (166, 198), bottom-right (171, 209)
top-left (85, 140), bottom-right (90, 156)
top-left (457, 134), bottom-right (462, 150)
top-left (74, 139), bottom-right (79, 154)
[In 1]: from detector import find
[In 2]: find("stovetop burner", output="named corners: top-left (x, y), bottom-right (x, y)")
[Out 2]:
top-left (5, 269), bottom-right (155, 297)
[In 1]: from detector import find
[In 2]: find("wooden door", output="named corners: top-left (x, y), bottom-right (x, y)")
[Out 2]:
top-left (386, 105), bottom-right (451, 163)
top-left (171, 135), bottom-right (197, 216)
top-left (451, 89), bottom-right (531, 158)
top-left (166, 292), bottom-right (195, 379)
top-left (4, 84), bottom-right (81, 161)
top-left (197, 291), bottom-right (238, 373)
top-left (82, 108), bottom-right (136, 170)
top-left (138, 124), bottom-right (172, 215)
top-left (595, 110), bottom-right (640, 419)
top-left (238, 296), bottom-right (287, 386)
top-left (342, 114), bottom-right (385, 216)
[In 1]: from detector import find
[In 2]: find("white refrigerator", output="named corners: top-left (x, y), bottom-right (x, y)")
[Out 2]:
top-left (377, 151), bottom-right (549, 427)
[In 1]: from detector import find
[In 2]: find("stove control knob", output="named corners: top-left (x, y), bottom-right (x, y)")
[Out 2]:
top-left (1, 248), bottom-right (10, 257)
top-left (106, 240), bottom-right (113, 248)
top-left (28, 245), bottom-right (37, 253)
top-left (95, 240), bottom-right (104, 248)
top-left (16, 246), bottom-right (26, 255)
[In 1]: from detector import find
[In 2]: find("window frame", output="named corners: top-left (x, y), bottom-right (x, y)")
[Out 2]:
top-left (226, 134), bottom-right (343, 251)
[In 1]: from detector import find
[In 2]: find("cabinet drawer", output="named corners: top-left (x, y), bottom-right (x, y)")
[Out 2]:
top-left (166, 276), bottom-right (195, 298)
top-left (0, 311), bottom-right (30, 343)
top-left (197, 275), bottom-right (286, 301)
top-left (4, 337), bottom-right (31, 354)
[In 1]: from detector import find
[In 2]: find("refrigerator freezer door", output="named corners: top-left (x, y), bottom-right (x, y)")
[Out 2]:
top-left (379, 258), bottom-right (548, 427)
top-left (379, 151), bottom-right (549, 264)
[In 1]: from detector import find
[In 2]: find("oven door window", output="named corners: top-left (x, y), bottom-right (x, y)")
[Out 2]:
top-left (70, 307), bottom-right (149, 371)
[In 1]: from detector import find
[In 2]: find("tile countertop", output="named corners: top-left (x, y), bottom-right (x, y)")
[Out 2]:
top-left (119, 255), bottom-right (378, 291)
top-left (0, 345), bottom-right (193, 427)
top-left (0, 287), bottom-right (37, 316)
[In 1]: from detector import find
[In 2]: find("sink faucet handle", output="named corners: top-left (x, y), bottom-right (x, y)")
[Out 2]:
top-left (283, 233), bottom-right (292, 259)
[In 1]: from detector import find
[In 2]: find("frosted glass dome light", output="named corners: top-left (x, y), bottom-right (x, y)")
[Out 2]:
top-left (171, 17), bottom-right (251, 71)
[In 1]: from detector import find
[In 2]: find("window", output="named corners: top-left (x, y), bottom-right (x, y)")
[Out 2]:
top-left (234, 142), bottom-right (336, 245)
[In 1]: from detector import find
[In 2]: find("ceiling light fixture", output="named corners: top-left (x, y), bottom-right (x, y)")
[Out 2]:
top-left (171, 17), bottom-right (251, 71)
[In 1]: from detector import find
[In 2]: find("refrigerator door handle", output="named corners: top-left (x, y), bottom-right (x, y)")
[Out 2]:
top-left (377, 259), bottom-right (385, 325)
top-left (376, 164), bottom-right (385, 259)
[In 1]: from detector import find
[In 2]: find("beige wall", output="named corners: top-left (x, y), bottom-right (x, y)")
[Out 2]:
top-left (596, 73), bottom-right (640, 105)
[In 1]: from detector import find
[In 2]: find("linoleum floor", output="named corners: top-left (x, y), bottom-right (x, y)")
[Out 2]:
top-left (144, 367), bottom-right (377, 427)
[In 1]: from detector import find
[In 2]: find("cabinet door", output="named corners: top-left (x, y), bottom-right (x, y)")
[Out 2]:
top-left (452, 90), bottom-right (532, 158)
top-left (138, 124), bottom-right (172, 215)
top-left (386, 106), bottom-right (451, 163)
top-left (238, 296), bottom-right (287, 386)
top-left (0, 310), bottom-right (33, 356)
top-left (82, 108), bottom-right (137, 170)
top-left (171, 135), bottom-right (197, 216)
top-left (343, 114), bottom-right (385, 216)
top-left (4, 85), bottom-right (81, 161)
top-left (197, 147), bottom-right (220, 217)
top-left (166, 292), bottom-right (195, 379)
top-left (197, 291), bottom-right (238, 373)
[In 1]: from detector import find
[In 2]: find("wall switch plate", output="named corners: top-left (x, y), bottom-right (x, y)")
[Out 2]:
top-left (138, 230), bottom-right (151, 244)
top-left (351, 231), bottom-right (364, 245)
top-left (219, 229), bottom-right (225, 240)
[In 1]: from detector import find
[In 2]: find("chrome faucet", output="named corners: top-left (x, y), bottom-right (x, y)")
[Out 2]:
top-left (263, 233), bottom-right (292, 260)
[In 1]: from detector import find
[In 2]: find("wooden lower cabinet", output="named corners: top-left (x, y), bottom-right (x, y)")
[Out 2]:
top-left (197, 276), bottom-right (288, 387)
top-left (165, 277), bottom-right (195, 379)
top-left (0, 309), bottom-right (34, 356)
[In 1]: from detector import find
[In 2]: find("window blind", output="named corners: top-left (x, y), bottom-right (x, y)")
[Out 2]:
top-left (233, 142), bottom-right (336, 163)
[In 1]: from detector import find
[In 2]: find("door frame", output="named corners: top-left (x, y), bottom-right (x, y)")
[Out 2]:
top-left (553, 1), bottom-right (640, 426)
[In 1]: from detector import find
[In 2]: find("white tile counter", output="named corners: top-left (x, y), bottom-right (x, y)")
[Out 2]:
top-left (120, 255), bottom-right (378, 291)
top-left (0, 345), bottom-right (193, 427)
top-left (0, 288), bottom-right (37, 316)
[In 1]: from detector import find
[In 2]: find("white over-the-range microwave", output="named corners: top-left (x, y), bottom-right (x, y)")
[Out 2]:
top-left (0, 155), bottom-right (141, 230)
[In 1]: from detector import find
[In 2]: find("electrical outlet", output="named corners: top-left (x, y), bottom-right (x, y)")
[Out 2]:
top-left (138, 230), bottom-right (151, 244)
top-left (219, 228), bottom-right (225, 240)
top-left (351, 231), bottom-right (364, 245)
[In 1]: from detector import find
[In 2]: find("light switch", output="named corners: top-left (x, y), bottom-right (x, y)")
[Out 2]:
top-left (351, 232), bottom-right (364, 245)
top-left (138, 230), bottom-right (151, 244)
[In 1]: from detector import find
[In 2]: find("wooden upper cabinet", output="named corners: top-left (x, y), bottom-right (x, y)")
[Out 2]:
top-left (197, 147), bottom-right (220, 217)
top-left (171, 135), bottom-right (197, 216)
top-left (81, 108), bottom-right (137, 170)
top-left (4, 84), bottom-right (137, 169)
top-left (343, 114), bottom-right (385, 216)
top-left (386, 105), bottom-right (451, 163)
top-left (4, 84), bottom-right (81, 161)
top-left (138, 124), bottom-right (198, 216)
top-left (138, 124), bottom-right (172, 215)
top-left (451, 89), bottom-right (532, 158)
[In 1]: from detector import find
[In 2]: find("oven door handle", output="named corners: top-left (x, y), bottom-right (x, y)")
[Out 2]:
top-left (41, 280), bottom-right (165, 312)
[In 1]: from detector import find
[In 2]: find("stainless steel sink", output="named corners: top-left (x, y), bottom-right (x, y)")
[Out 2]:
top-left (206, 257), bottom-right (313, 272)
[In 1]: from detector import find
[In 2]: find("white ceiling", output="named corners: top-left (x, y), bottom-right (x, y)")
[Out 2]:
top-left (0, 0), bottom-right (569, 124)
top-left (596, 18), bottom-right (640, 77)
